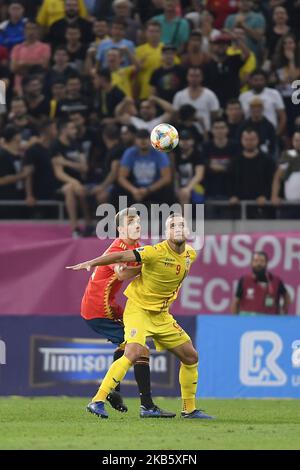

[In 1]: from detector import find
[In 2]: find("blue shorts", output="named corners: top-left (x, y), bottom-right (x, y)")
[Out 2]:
top-left (84, 317), bottom-right (125, 345)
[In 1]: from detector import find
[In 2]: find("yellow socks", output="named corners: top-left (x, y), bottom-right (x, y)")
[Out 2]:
top-left (92, 355), bottom-right (132, 403)
top-left (179, 362), bottom-right (198, 413)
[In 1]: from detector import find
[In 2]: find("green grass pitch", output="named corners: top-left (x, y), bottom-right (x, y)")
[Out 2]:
top-left (1, 397), bottom-right (300, 450)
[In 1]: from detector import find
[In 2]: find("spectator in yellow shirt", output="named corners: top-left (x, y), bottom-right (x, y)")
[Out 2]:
top-left (135, 20), bottom-right (163, 100)
top-left (136, 20), bottom-right (181, 100)
top-left (106, 47), bottom-right (139, 98)
top-left (226, 28), bottom-right (256, 93)
top-left (37, 0), bottom-right (88, 30)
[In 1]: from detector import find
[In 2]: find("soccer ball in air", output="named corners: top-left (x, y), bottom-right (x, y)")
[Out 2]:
top-left (150, 123), bottom-right (179, 152)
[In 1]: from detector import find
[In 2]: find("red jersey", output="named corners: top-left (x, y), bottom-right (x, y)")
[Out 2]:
top-left (81, 238), bottom-right (140, 321)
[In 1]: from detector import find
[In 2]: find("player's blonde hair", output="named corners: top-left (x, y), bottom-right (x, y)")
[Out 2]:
top-left (115, 207), bottom-right (139, 228)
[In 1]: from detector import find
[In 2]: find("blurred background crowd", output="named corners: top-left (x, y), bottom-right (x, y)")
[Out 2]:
top-left (1, 0), bottom-right (300, 236)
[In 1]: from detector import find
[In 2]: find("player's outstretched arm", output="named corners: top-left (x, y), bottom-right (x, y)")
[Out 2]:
top-left (114, 264), bottom-right (142, 281)
top-left (66, 250), bottom-right (137, 271)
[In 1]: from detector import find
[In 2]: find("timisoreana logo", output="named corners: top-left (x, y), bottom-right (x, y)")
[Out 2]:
top-left (30, 335), bottom-right (174, 388)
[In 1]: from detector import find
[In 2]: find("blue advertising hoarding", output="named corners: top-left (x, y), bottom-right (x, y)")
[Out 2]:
top-left (0, 315), bottom-right (195, 396)
top-left (196, 315), bottom-right (300, 398)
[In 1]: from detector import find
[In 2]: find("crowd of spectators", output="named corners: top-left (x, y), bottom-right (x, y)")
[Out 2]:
top-left (0, 0), bottom-right (300, 236)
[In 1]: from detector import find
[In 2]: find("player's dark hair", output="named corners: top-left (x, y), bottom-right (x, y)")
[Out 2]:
top-left (252, 251), bottom-right (269, 262)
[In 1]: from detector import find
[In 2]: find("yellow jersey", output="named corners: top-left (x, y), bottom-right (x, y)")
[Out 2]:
top-left (124, 240), bottom-right (197, 312)
top-left (111, 66), bottom-right (136, 98)
top-left (226, 47), bottom-right (257, 93)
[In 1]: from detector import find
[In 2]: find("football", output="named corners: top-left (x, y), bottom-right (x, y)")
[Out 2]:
top-left (150, 123), bottom-right (179, 152)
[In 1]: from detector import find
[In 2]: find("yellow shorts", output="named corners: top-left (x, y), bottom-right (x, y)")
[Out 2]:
top-left (123, 299), bottom-right (191, 351)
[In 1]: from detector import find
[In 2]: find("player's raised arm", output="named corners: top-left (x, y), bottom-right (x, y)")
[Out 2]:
top-left (66, 250), bottom-right (138, 271)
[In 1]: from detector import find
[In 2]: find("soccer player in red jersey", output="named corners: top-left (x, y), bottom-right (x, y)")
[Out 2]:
top-left (81, 207), bottom-right (175, 418)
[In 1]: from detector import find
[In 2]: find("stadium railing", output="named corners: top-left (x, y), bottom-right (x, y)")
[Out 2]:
top-left (0, 199), bottom-right (299, 221)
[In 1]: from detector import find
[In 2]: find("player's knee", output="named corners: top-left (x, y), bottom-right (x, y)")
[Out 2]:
top-left (124, 344), bottom-right (144, 364)
top-left (141, 346), bottom-right (150, 358)
top-left (184, 349), bottom-right (198, 365)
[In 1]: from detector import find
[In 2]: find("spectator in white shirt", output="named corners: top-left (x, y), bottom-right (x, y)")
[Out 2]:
top-left (116, 95), bottom-right (173, 132)
top-left (173, 66), bottom-right (220, 134)
top-left (239, 69), bottom-right (286, 136)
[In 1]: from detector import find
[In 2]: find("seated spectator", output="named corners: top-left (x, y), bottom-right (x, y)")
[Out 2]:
top-left (10, 20), bottom-right (51, 94)
top-left (22, 75), bottom-right (50, 125)
top-left (152, 0), bottom-right (190, 51)
top-left (150, 44), bottom-right (186, 102)
top-left (225, 98), bottom-right (245, 142)
top-left (180, 30), bottom-right (211, 68)
top-left (203, 118), bottom-right (237, 201)
top-left (237, 97), bottom-right (277, 157)
top-left (91, 68), bottom-right (125, 123)
top-left (87, 124), bottom-right (124, 204)
top-left (112, 0), bottom-right (141, 44)
top-left (7, 96), bottom-right (37, 141)
top-left (0, 1), bottom-right (26, 51)
top-left (65, 24), bottom-right (87, 73)
top-left (173, 66), bottom-right (220, 136)
top-left (266, 5), bottom-right (290, 61)
top-left (105, 47), bottom-right (139, 98)
top-left (239, 69), bottom-right (287, 137)
top-left (272, 34), bottom-right (300, 136)
top-left (229, 128), bottom-right (275, 218)
top-left (272, 131), bottom-right (300, 218)
top-left (203, 32), bottom-right (250, 109)
top-left (0, 125), bottom-right (29, 209)
top-left (37, 0), bottom-right (88, 30)
top-left (118, 128), bottom-right (173, 205)
top-left (84, 19), bottom-right (110, 73)
top-left (226, 27), bottom-right (256, 92)
top-left (173, 129), bottom-right (205, 207)
top-left (175, 104), bottom-right (204, 147)
top-left (69, 110), bottom-right (97, 158)
top-left (56, 74), bottom-right (89, 117)
top-left (117, 95), bottom-right (173, 132)
top-left (49, 78), bottom-right (66, 119)
top-left (23, 120), bottom-right (58, 206)
top-left (120, 124), bottom-right (136, 148)
top-left (135, 20), bottom-right (164, 100)
top-left (46, 46), bottom-right (76, 88)
top-left (47, 0), bottom-right (93, 48)
top-left (96, 17), bottom-right (135, 68)
top-left (224, 0), bottom-right (266, 63)
top-left (51, 119), bottom-right (91, 238)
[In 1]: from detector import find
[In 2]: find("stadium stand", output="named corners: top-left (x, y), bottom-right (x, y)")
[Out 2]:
top-left (0, 0), bottom-right (300, 237)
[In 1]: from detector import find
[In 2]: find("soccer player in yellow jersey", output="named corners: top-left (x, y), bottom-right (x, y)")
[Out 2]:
top-left (67, 214), bottom-right (214, 420)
